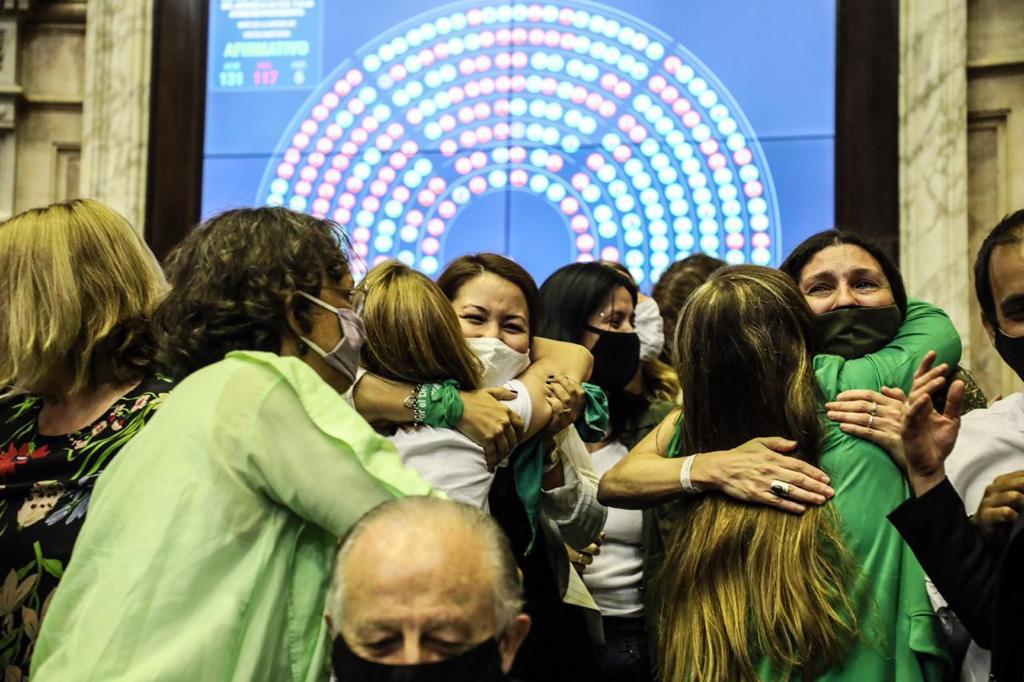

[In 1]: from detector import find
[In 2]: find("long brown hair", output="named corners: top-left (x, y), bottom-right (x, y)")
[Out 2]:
top-left (658, 265), bottom-right (858, 682)
top-left (361, 260), bottom-right (482, 389)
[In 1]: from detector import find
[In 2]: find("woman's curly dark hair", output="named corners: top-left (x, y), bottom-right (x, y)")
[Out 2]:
top-left (154, 207), bottom-right (351, 379)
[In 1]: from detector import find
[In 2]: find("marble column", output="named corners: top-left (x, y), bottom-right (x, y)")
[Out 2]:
top-left (0, 16), bottom-right (21, 221)
top-left (899, 0), bottom-right (971, 355)
top-left (80, 0), bottom-right (154, 234)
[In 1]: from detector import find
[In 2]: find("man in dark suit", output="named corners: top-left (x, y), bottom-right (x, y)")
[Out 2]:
top-left (889, 209), bottom-right (1024, 682)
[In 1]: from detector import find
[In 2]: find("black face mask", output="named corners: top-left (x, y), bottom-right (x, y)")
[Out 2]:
top-left (995, 328), bottom-right (1024, 382)
top-left (332, 635), bottom-right (507, 682)
top-left (814, 305), bottom-right (902, 359)
top-left (585, 325), bottom-right (641, 392)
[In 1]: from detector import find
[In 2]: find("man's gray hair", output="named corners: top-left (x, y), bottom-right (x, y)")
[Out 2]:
top-left (327, 496), bottom-right (524, 633)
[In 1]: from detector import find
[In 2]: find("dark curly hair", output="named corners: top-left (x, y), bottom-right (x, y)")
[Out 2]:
top-left (154, 207), bottom-right (351, 379)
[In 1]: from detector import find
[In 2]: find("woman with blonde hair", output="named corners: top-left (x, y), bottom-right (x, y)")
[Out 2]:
top-left (0, 199), bottom-right (173, 677)
top-left (601, 265), bottom-right (957, 681)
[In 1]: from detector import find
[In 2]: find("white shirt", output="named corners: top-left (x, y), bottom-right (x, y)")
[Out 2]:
top-left (388, 380), bottom-right (532, 510)
top-left (927, 392), bottom-right (1024, 682)
top-left (582, 441), bottom-right (644, 617)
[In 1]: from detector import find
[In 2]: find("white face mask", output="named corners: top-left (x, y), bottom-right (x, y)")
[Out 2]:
top-left (466, 336), bottom-right (531, 387)
top-left (634, 297), bottom-right (666, 362)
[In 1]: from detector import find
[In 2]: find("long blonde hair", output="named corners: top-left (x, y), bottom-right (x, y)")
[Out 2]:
top-left (360, 260), bottom-right (482, 389)
top-left (0, 199), bottom-right (166, 395)
top-left (658, 265), bottom-right (858, 682)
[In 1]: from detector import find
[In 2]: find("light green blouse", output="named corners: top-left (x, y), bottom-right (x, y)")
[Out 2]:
top-left (31, 351), bottom-right (435, 681)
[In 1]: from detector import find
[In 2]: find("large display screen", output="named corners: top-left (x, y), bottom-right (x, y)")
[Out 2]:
top-left (203, 0), bottom-right (835, 287)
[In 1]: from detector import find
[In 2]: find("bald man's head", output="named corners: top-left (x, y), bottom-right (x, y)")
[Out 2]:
top-left (326, 497), bottom-right (529, 672)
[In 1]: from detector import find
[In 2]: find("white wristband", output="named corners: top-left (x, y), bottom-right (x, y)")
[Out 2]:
top-left (679, 454), bottom-right (702, 494)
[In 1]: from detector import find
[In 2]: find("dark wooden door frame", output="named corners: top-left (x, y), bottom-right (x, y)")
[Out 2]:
top-left (146, 0), bottom-right (900, 263)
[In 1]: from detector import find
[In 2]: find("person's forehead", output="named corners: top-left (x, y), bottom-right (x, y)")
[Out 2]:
top-left (456, 273), bottom-right (528, 313)
top-left (989, 242), bottom-right (1024, 300)
top-left (801, 244), bottom-right (883, 280)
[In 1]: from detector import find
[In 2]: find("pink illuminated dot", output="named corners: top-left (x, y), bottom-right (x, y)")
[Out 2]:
top-left (511, 27), bottom-right (527, 44)
top-left (379, 167), bottom-right (396, 183)
top-left (440, 114), bottom-right (457, 132)
top-left (300, 166), bottom-right (318, 182)
top-left (331, 156), bottom-right (350, 171)
top-left (333, 208), bottom-right (351, 224)
top-left (480, 78), bottom-right (496, 95)
top-left (528, 29), bottom-right (544, 45)
top-left (467, 8), bottom-right (482, 25)
top-left (561, 34), bottom-right (576, 52)
top-left (312, 105), bottom-right (329, 122)
top-left (285, 149), bottom-right (301, 164)
top-left (370, 180), bottom-right (388, 196)
top-left (476, 126), bottom-right (493, 145)
top-left (708, 153), bottom-right (727, 170)
top-left (428, 177), bottom-right (446, 193)
top-left (389, 64), bottom-right (407, 81)
top-left (601, 246), bottom-right (620, 261)
top-left (440, 139), bottom-right (458, 157)
top-left (618, 115), bottom-right (636, 132)
top-left (334, 80), bottom-right (351, 97)
top-left (613, 81), bottom-right (632, 99)
top-left (325, 124), bottom-right (343, 140)
top-left (401, 141), bottom-right (418, 156)
top-left (734, 148), bottom-right (753, 165)
top-left (387, 123), bottom-right (403, 138)
top-left (407, 109), bottom-right (424, 125)
top-left (407, 210), bottom-right (424, 227)
top-left (277, 163), bottom-right (294, 179)
top-left (475, 55), bottom-right (491, 72)
top-left (744, 180), bottom-right (764, 198)
top-left (511, 75), bottom-right (526, 92)
top-left (346, 70), bottom-right (363, 86)
top-left (469, 177), bottom-right (487, 194)
top-left (546, 155), bottom-right (564, 172)
top-left (571, 215), bottom-right (589, 233)
top-left (673, 98), bottom-right (692, 116)
top-left (422, 237), bottom-right (440, 256)
top-left (726, 234), bottom-right (745, 250)
top-left (527, 4), bottom-right (542, 21)
top-left (351, 129), bottom-right (369, 145)
top-left (544, 29), bottom-right (560, 48)
top-left (480, 31), bottom-right (495, 49)
top-left (458, 107), bottom-right (474, 125)
top-left (494, 123), bottom-right (511, 140)
top-left (353, 227), bottom-right (371, 243)
top-left (497, 28), bottom-right (512, 45)
top-left (362, 196), bottom-right (380, 212)
top-left (418, 190), bottom-right (436, 207)
top-left (465, 81), bottom-right (481, 99)
top-left (682, 111), bottom-right (700, 128)
top-left (661, 86), bottom-right (680, 104)
top-left (341, 141), bottom-right (358, 156)
top-left (495, 53), bottom-right (511, 70)
top-left (324, 168), bottom-right (342, 185)
top-left (559, 7), bottom-right (574, 24)
top-left (346, 177), bottom-right (364, 193)
top-left (373, 255), bottom-right (388, 266)
top-left (510, 146), bottom-right (527, 163)
top-left (474, 102), bottom-right (490, 119)
top-left (561, 197), bottom-right (580, 215)
top-left (459, 58), bottom-right (475, 76)
top-left (301, 120), bottom-right (318, 136)
top-left (419, 49), bottom-right (435, 67)
top-left (292, 132), bottom-right (310, 149)
top-left (494, 99), bottom-right (510, 116)
top-left (427, 218), bottom-right (445, 236)
top-left (576, 234), bottom-right (595, 251)
top-left (364, 118), bottom-right (380, 134)
top-left (376, 135), bottom-right (394, 151)
top-left (541, 77), bottom-right (557, 96)
top-left (353, 243), bottom-right (369, 258)
top-left (572, 86), bottom-right (587, 104)
top-left (348, 99), bottom-right (365, 115)
top-left (585, 93), bottom-right (602, 111)
top-left (752, 233), bottom-right (771, 249)
top-left (586, 153), bottom-right (604, 171)
top-left (512, 52), bottom-right (528, 69)
top-left (460, 130), bottom-right (478, 148)
top-left (629, 127), bottom-right (648, 143)
top-left (471, 151), bottom-right (487, 169)
top-left (393, 186), bottom-right (411, 202)
top-left (510, 169), bottom-right (528, 186)
top-left (309, 151), bottom-right (327, 167)
top-left (439, 201), bottom-right (457, 218)
top-left (649, 75), bottom-right (667, 93)
top-left (601, 73), bottom-right (618, 91)
top-left (455, 157), bottom-right (473, 175)
top-left (572, 173), bottom-right (590, 190)
top-left (664, 56), bottom-right (682, 73)
top-left (434, 43), bottom-right (449, 60)
top-left (322, 92), bottom-right (339, 109)
top-left (449, 86), bottom-right (466, 104)
top-left (389, 152), bottom-right (408, 169)
top-left (613, 145), bottom-right (632, 163)
top-left (577, 253), bottom-right (595, 263)
top-left (317, 184), bottom-right (336, 199)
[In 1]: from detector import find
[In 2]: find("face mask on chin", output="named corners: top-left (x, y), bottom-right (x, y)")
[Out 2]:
top-left (332, 635), bottom-right (507, 682)
top-left (296, 291), bottom-right (366, 385)
top-left (633, 297), bottom-right (666, 362)
top-left (995, 327), bottom-right (1024, 381)
top-left (585, 325), bottom-right (641, 392)
top-left (814, 304), bottom-right (902, 359)
top-left (466, 336), bottom-right (531, 387)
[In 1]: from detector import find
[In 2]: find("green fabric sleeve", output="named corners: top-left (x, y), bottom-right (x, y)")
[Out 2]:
top-left (575, 382), bottom-right (610, 443)
top-left (419, 380), bottom-right (464, 428)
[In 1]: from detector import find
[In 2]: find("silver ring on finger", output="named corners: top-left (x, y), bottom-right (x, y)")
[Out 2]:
top-left (770, 479), bottom-right (791, 497)
top-left (868, 414), bottom-right (875, 429)
top-left (870, 401), bottom-right (878, 416)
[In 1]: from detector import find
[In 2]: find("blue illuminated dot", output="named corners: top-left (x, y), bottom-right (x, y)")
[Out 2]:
top-left (530, 174), bottom-right (550, 193)
top-left (658, 168), bottom-right (679, 184)
top-left (640, 139), bottom-right (659, 157)
top-left (717, 185), bottom-right (738, 201)
top-left (633, 174), bottom-right (652, 190)
top-left (509, 98), bottom-right (527, 116)
top-left (356, 210), bottom-right (374, 228)
top-left (363, 148), bottom-right (382, 165)
top-left (267, 194), bottom-right (283, 206)
top-left (336, 111), bottom-right (354, 128)
top-left (372, 104), bottom-right (390, 120)
top-left (574, 36), bottom-right (591, 54)
top-left (530, 149), bottom-right (549, 167)
top-left (676, 65), bottom-right (694, 83)
top-left (435, 17), bottom-right (452, 35)
top-left (392, 36), bottom-right (409, 54)
top-left (631, 63), bottom-right (649, 80)
top-left (420, 100), bottom-right (437, 117)
top-left (375, 235), bottom-right (393, 251)
top-left (421, 256), bottom-right (439, 275)
top-left (625, 231), bottom-right (644, 247)
top-left (688, 78), bottom-right (707, 95)
top-left (649, 219), bottom-right (668, 236)
top-left (624, 159), bottom-right (643, 176)
top-left (677, 146), bottom-right (696, 163)
top-left (633, 94), bottom-right (653, 113)
top-left (724, 217), bottom-right (743, 233)
top-left (676, 232), bottom-right (695, 250)
top-left (542, 4), bottom-right (558, 22)
top-left (406, 81), bottom-right (424, 99)
top-left (727, 133), bottom-right (747, 151)
top-left (353, 163), bottom-right (372, 180)
top-left (529, 99), bottom-right (546, 118)
top-left (644, 106), bottom-right (663, 123)
top-left (378, 219), bottom-right (396, 236)
top-left (542, 127), bottom-right (559, 146)
top-left (582, 185), bottom-right (601, 203)
top-left (651, 253), bottom-right (670, 269)
top-left (581, 64), bottom-right (599, 82)
top-left (645, 204), bottom-right (664, 220)
top-left (496, 4), bottom-right (512, 21)
top-left (492, 148), bottom-right (510, 164)
top-left (698, 91), bottom-right (718, 108)
top-left (604, 19), bottom-right (621, 39)
top-left (625, 249), bottom-right (644, 267)
top-left (572, 8), bottom-right (589, 28)
top-left (726, 250), bottom-right (745, 265)
top-left (398, 250), bottom-right (415, 266)
top-left (655, 118), bottom-right (673, 135)
top-left (597, 165), bottom-right (616, 183)
top-left (413, 158), bottom-right (432, 176)
top-left (645, 42), bottom-right (665, 61)
top-left (406, 28), bottom-right (423, 47)
top-left (546, 183), bottom-right (566, 202)
top-left (682, 158), bottom-right (701, 175)
top-left (700, 235), bottom-right (720, 251)
top-left (378, 74), bottom-right (395, 90)
top-left (489, 170), bottom-right (508, 188)
top-left (718, 118), bottom-right (738, 135)
top-left (692, 124), bottom-right (711, 142)
top-left (669, 199), bottom-right (689, 216)
top-left (403, 171), bottom-right (422, 188)
top-left (665, 184), bottom-right (685, 201)
top-left (666, 130), bottom-right (685, 147)
top-left (562, 135), bottom-right (582, 153)
top-left (693, 187), bottom-right (713, 204)
top-left (632, 32), bottom-right (649, 51)
top-left (433, 91), bottom-right (451, 109)
top-left (526, 124), bottom-right (545, 142)
top-left (709, 104), bottom-right (729, 122)
top-left (549, 54), bottom-right (565, 72)
top-left (424, 71), bottom-right (442, 89)
top-left (616, 195), bottom-right (636, 212)
top-left (620, 54), bottom-right (636, 74)
top-left (739, 166), bottom-right (760, 182)
top-left (723, 200), bottom-right (742, 217)
top-left (452, 186), bottom-right (471, 204)
top-left (271, 178), bottom-right (288, 195)
top-left (688, 173), bottom-right (708, 190)
top-left (566, 59), bottom-right (583, 78)
top-left (400, 226), bottom-right (418, 242)
top-left (630, 267), bottom-right (645, 285)
top-left (385, 201), bottom-right (403, 218)
top-left (604, 46), bottom-right (622, 66)
top-left (751, 214), bottom-right (770, 231)
top-left (546, 102), bottom-right (563, 121)
top-left (651, 153), bottom-right (670, 171)
top-left (713, 168), bottom-right (734, 186)
top-left (651, 235), bottom-right (669, 252)
top-left (589, 14), bottom-right (605, 33)
top-left (482, 6), bottom-right (498, 23)
top-left (609, 179), bottom-right (627, 197)
top-left (594, 205), bottom-right (613, 222)
top-left (464, 33), bottom-right (480, 51)
top-left (697, 205), bottom-right (717, 221)
top-left (364, 55), bottom-right (382, 72)
top-left (439, 64), bottom-right (456, 81)
top-left (526, 76), bottom-right (543, 94)
top-left (640, 188), bottom-right (659, 205)
top-left (622, 213), bottom-right (642, 230)
top-left (359, 88), bottom-right (377, 105)
top-left (748, 198), bottom-right (768, 215)
top-left (565, 109), bottom-right (582, 128)
top-left (420, 22), bottom-right (436, 41)
top-left (752, 248), bottom-right (772, 266)
top-left (699, 219), bottom-right (718, 235)
top-left (578, 118), bottom-right (597, 136)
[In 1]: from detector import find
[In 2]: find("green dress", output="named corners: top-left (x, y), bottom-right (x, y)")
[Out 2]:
top-left (30, 351), bottom-right (435, 681)
top-left (755, 298), bottom-right (960, 681)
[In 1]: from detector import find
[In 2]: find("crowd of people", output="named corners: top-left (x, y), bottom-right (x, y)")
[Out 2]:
top-left (1, 197), bottom-right (1023, 682)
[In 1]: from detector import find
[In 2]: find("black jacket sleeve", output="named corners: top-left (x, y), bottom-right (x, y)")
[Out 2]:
top-left (887, 477), bottom-right (1000, 648)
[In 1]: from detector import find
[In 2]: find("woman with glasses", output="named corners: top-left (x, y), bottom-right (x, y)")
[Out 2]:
top-left (31, 207), bottom-right (434, 681)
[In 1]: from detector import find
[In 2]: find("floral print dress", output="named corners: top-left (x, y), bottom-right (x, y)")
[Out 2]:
top-left (0, 376), bottom-right (173, 681)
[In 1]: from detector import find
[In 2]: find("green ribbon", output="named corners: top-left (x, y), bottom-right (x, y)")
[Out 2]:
top-left (574, 382), bottom-right (610, 443)
top-left (666, 412), bottom-right (684, 459)
top-left (418, 380), bottom-right (464, 429)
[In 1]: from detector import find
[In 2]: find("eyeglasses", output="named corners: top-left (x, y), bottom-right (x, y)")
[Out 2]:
top-left (322, 286), bottom-right (367, 315)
